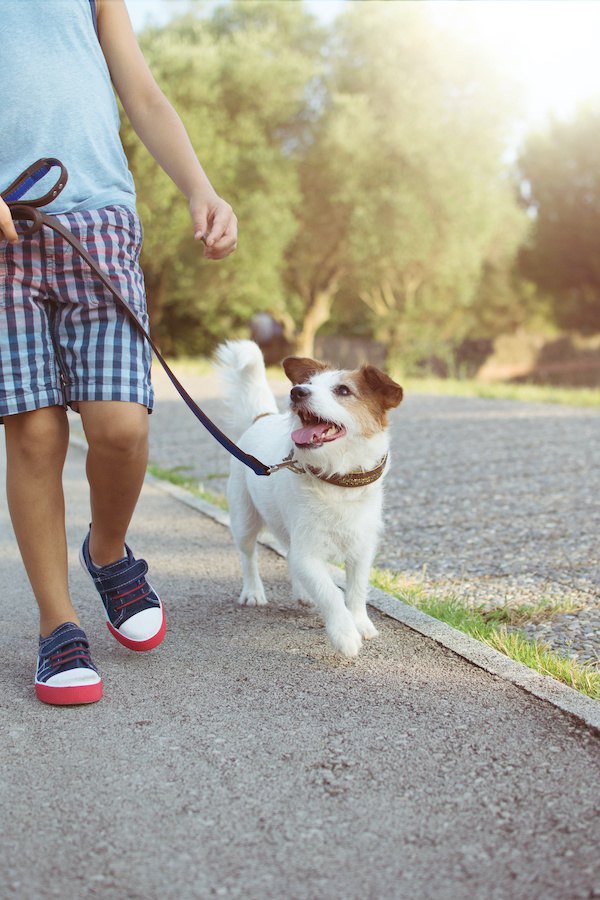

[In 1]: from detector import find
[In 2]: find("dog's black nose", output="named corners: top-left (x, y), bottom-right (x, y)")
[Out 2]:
top-left (290, 385), bottom-right (310, 402)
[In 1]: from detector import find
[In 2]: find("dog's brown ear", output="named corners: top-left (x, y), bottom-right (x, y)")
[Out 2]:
top-left (359, 366), bottom-right (404, 410)
top-left (283, 357), bottom-right (329, 385)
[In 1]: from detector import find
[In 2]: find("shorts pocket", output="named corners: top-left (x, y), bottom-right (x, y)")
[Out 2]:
top-left (73, 208), bottom-right (146, 315)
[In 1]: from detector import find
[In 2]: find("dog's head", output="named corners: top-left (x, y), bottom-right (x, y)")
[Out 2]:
top-left (282, 356), bottom-right (403, 453)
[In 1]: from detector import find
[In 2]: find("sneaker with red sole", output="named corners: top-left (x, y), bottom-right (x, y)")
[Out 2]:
top-left (80, 530), bottom-right (166, 652)
top-left (35, 622), bottom-right (102, 705)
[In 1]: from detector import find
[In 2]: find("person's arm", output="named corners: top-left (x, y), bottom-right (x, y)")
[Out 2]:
top-left (0, 197), bottom-right (19, 244)
top-left (96, 0), bottom-right (237, 260)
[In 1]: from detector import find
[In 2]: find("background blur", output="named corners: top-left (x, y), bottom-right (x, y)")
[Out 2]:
top-left (123, 0), bottom-right (600, 384)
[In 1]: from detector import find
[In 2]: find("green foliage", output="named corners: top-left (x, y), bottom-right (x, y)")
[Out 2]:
top-left (122, 3), bottom-right (318, 353)
top-left (518, 102), bottom-right (600, 334)
top-left (334, 4), bottom-right (527, 369)
top-left (122, 1), bottom-right (559, 361)
top-left (281, 2), bottom-right (529, 364)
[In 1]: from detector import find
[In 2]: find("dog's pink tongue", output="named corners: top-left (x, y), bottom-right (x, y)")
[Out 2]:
top-left (291, 421), bottom-right (331, 446)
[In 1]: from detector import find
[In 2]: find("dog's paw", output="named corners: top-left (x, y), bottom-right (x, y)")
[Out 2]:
top-left (237, 587), bottom-right (268, 607)
top-left (327, 619), bottom-right (363, 658)
top-left (354, 616), bottom-right (379, 640)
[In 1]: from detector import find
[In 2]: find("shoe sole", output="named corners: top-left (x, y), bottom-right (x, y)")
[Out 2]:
top-left (35, 679), bottom-right (103, 705)
top-left (79, 546), bottom-right (167, 652)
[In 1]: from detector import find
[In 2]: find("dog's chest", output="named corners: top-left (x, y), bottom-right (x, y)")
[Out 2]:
top-left (248, 465), bottom-right (382, 551)
top-left (288, 480), bottom-right (381, 553)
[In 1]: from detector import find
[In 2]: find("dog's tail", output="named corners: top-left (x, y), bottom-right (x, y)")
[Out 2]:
top-left (214, 340), bottom-right (279, 437)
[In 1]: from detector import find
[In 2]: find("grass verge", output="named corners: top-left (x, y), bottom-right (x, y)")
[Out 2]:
top-left (372, 569), bottom-right (600, 701)
top-left (147, 462), bottom-right (228, 511)
top-left (403, 376), bottom-right (600, 408)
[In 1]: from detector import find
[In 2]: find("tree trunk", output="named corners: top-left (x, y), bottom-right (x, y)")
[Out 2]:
top-left (294, 288), bottom-right (335, 357)
top-left (383, 276), bottom-right (421, 373)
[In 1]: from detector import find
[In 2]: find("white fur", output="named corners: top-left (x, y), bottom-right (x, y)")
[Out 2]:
top-left (215, 340), bottom-right (391, 658)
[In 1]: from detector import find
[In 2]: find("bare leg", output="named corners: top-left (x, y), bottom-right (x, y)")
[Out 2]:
top-left (4, 406), bottom-right (76, 637)
top-left (78, 401), bottom-right (148, 566)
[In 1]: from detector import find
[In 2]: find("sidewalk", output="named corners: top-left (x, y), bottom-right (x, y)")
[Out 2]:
top-left (1, 441), bottom-right (599, 900)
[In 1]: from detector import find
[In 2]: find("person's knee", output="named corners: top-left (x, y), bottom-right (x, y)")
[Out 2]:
top-left (5, 408), bottom-right (68, 468)
top-left (86, 410), bottom-right (148, 459)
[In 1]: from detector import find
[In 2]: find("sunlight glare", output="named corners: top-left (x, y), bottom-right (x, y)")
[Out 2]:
top-left (426, 0), bottom-right (600, 124)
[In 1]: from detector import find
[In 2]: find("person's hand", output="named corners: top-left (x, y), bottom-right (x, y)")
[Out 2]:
top-left (0, 196), bottom-right (19, 244)
top-left (190, 193), bottom-right (237, 260)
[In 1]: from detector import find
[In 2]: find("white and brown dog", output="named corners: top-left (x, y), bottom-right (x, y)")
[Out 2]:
top-left (215, 340), bottom-right (403, 657)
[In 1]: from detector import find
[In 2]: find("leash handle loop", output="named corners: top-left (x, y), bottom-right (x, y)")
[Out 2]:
top-left (2, 158), bottom-right (67, 206)
top-left (2, 160), bottom-right (275, 477)
top-left (2, 158), bottom-right (68, 237)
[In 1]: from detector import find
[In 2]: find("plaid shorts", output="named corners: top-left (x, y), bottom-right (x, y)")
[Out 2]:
top-left (0, 205), bottom-right (154, 422)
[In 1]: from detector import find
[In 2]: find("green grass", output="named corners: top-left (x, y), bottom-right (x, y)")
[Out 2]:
top-left (147, 462), bottom-right (228, 511)
top-left (479, 595), bottom-right (586, 626)
top-left (372, 569), bottom-right (600, 701)
top-left (403, 376), bottom-right (600, 408)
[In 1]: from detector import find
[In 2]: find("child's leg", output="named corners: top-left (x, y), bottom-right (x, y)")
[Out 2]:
top-left (3, 406), bottom-right (78, 637)
top-left (78, 399), bottom-right (165, 652)
top-left (78, 400), bottom-right (149, 566)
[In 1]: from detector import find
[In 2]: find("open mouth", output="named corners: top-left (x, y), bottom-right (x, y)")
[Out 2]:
top-left (291, 411), bottom-right (347, 448)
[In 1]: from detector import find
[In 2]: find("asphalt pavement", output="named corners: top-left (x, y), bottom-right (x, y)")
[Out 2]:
top-left (1, 438), bottom-right (599, 900)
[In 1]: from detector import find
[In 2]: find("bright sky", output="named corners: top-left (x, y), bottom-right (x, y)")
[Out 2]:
top-left (125, 0), bottom-right (600, 126)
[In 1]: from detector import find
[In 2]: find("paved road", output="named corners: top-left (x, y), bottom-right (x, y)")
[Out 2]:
top-left (1, 439), bottom-right (599, 899)
top-left (147, 366), bottom-right (600, 666)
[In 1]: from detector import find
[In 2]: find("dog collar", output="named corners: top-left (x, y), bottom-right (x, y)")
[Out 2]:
top-left (275, 450), bottom-right (389, 488)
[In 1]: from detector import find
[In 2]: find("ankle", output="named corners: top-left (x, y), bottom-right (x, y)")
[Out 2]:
top-left (90, 541), bottom-right (127, 569)
top-left (39, 611), bottom-right (80, 639)
top-left (88, 535), bottom-right (127, 568)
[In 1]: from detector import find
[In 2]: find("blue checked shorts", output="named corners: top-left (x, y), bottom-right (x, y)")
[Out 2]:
top-left (0, 205), bottom-right (154, 422)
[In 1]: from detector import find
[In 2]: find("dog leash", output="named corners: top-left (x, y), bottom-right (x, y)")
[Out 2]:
top-left (1, 158), bottom-right (297, 477)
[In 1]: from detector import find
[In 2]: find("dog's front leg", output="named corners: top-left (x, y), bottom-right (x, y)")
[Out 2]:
top-left (228, 477), bottom-right (267, 607)
top-left (288, 549), bottom-right (362, 657)
top-left (345, 552), bottom-right (379, 640)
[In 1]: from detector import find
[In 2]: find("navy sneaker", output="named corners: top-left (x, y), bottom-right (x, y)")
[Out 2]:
top-left (35, 622), bottom-right (102, 705)
top-left (80, 530), bottom-right (166, 652)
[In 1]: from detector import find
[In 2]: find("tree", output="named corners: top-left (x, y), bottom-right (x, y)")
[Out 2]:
top-left (285, 2), bottom-right (527, 367)
top-left (122, 1), bottom-right (528, 363)
top-left (518, 102), bottom-right (600, 334)
top-left (121, 2), bottom-right (320, 353)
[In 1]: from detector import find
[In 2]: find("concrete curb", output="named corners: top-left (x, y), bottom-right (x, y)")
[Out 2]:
top-left (70, 434), bottom-right (600, 733)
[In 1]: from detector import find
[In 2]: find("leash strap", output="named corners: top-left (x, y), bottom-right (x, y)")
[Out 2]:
top-left (2, 159), bottom-right (281, 476)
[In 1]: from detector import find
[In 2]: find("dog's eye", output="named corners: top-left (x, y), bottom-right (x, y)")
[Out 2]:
top-left (334, 384), bottom-right (352, 397)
